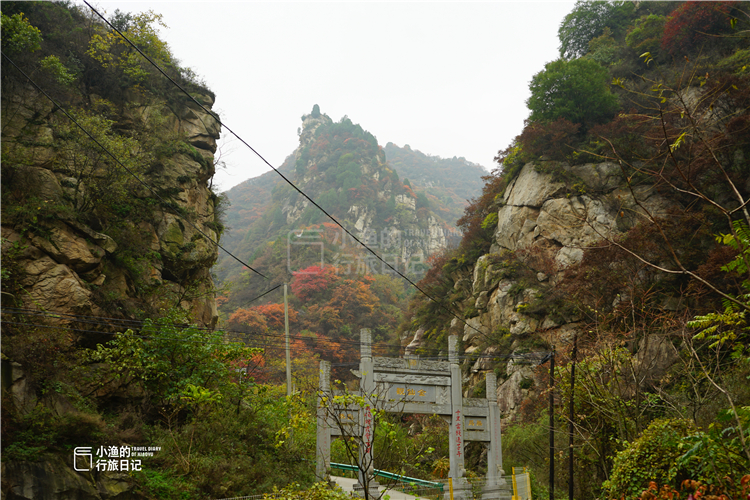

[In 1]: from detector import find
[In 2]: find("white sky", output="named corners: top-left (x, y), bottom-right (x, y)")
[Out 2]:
top-left (89, 1), bottom-right (576, 192)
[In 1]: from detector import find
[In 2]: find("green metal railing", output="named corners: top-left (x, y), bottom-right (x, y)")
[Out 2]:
top-left (330, 462), bottom-right (444, 492)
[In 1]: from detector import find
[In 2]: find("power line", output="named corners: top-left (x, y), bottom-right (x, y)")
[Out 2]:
top-left (0, 51), bottom-right (268, 280)
top-left (2, 307), bottom-right (552, 363)
top-left (243, 283), bottom-right (284, 306)
top-left (81, 2), bottom-right (488, 340)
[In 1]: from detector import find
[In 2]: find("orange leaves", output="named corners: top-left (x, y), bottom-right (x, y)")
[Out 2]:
top-left (226, 303), bottom-right (297, 333)
top-left (290, 265), bottom-right (339, 301)
top-left (253, 303), bottom-right (297, 331)
top-left (227, 308), bottom-right (268, 333)
top-left (329, 278), bottom-right (377, 325)
top-left (640, 477), bottom-right (750, 500)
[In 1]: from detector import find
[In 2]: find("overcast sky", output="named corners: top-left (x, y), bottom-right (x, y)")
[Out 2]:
top-left (90, 1), bottom-right (576, 192)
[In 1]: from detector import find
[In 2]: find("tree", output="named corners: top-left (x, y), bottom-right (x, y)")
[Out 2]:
top-left (0, 11), bottom-right (42, 54)
top-left (625, 14), bottom-right (667, 58)
top-left (571, 63), bottom-right (750, 491)
top-left (291, 265), bottom-right (339, 302)
top-left (527, 58), bottom-right (619, 130)
top-left (558, 1), bottom-right (635, 59)
top-left (661, 1), bottom-right (737, 57)
top-left (318, 381), bottom-right (413, 500)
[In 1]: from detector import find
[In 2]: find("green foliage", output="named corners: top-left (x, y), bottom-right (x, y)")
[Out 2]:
top-left (2, 403), bottom-right (106, 462)
top-left (558, 1), bottom-right (635, 59)
top-left (54, 108), bottom-right (147, 215)
top-left (716, 48), bottom-right (750, 77)
top-left (480, 212), bottom-right (498, 232)
top-left (585, 27), bottom-right (620, 67)
top-left (675, 408), bottom-right (750, 486)
top-left (0, 11), bottom-right (42, 54)
top-left (689, 220), bottom-right (749, 359)
top-left (415, 191), bottom-right (430, 210)
top-left (527, 58), bottom-right (619, 130)
top-left (39, 55), bottom-right (76, 85)
top-left (84, 309), bottom-right (260, 408)
top-left (625, 14), bottom-right (666, 58)
top-left (86, 9), bottom-right (172, 86)
top-left (603, 418), bottom-right (697, 500)
top-left (265, 482), bottom-right (351, 500)
top-left (136, 469), bottom-right (199, 500)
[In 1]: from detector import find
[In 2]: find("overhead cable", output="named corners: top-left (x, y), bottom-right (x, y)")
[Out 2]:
top-left (0, 51), bottom-right (268, 280)
top-left (81, 2), bottom-right (488, 340)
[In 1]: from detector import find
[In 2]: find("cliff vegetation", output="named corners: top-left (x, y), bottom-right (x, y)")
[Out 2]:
top-left (402, 1), bottom-right (750, 498)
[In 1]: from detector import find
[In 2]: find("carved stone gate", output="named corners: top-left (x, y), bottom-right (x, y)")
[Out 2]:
top-left (316, 329), bottom-right (510, 500)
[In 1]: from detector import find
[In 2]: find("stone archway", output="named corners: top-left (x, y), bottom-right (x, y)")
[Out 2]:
top-left (316, 329), bottom-right (510, 500)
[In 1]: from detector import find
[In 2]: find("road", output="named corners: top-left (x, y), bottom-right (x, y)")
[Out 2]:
top-left (331, 476), bottom-right (441, 500)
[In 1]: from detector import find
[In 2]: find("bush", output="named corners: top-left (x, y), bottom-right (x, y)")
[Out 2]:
top-left (527, 58), bottom-right (620, 130)
top-left (603, 418), bottom-right (697, 500)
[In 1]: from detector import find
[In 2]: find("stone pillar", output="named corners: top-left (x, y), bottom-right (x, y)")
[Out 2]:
top-left (483, 372), bottom-right (510, 500)
top-left (354, 328), bottom-right (380, 499)
top-left (316, 360), bottom-right (331, 481)
top-left (445, 335), bottom-right (471, 500)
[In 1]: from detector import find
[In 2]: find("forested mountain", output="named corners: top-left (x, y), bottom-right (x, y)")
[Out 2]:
top-left (4, 1), bottom-right (750, 499)
top-left (211, 109), bottom-right (488, 379)
top-left (215, 113), bottom-right (484, 294)
top-left (401, 1), bottom-right (750, 497)
top-left (383, 142), bottom-right (487, 226)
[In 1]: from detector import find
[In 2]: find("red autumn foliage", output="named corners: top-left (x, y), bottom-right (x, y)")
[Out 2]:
top-left (290, 265), bottom-right (339, 301)
top-left (661, 1), bottom-right (736, 56)
top-left (517, 117), bottom-right (581, 162)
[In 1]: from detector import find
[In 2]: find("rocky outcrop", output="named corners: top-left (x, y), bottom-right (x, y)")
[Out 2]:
top-left (491, 162), bottom-right (674, 268)
top-left (1, 90), bottom-right (221, 327)
top-left (1, 455), bottom-right (143, 500)
top-left (283, 111), bottom-right (449, 267)
top-left (405, 161), bottom-right (679, 421)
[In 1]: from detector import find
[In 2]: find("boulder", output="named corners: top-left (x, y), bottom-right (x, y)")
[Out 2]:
top-left (567, 162), bottom-right (623, 192)
top-left (404, 326), bottom-right (427, 356)
top-left (503, 163), bottom-right (565, 207)
top-left (21, 256), bottom-right (99, 315)
top-left (30, 222), bottom-right (106, 273)
top-left (493, 206), bottom-right (540, 251)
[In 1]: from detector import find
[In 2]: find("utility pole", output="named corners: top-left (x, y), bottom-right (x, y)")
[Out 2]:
top-left (549, 348), bottom-right (555, 500)
top-left (284, 283), bottom-right (292, 398)
top-left (284, 283), bottom-right (293, 443)
top-left (569, 336), bottom-right (578, 500)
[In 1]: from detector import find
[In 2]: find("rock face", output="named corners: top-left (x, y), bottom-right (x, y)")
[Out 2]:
top-left (1, 456), bottom-right (138, 500)
top-left (1, 90), bottom-right (221, 327)
top-left (491, 162), bottom-right (674, 266)
top-left (2, 67), bottom-right (221, 500)
top-left (405, 161), bottom-right (678, 421)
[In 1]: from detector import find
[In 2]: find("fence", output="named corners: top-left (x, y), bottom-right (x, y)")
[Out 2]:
top-left (510, 467), bottom-right (532, 500)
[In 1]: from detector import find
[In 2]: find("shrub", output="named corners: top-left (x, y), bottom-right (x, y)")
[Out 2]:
top-left (603, 418), bottom-right (697, 500)
top-left (661, 2), bottom-right (735, 57)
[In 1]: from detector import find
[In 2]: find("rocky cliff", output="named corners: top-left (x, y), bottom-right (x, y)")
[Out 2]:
top-left (2, 88), bottom-right (221, 327)
top-left (405, 160), bottom-right (680, 420)
top-left (1, 3), bottom-right (224, 498)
